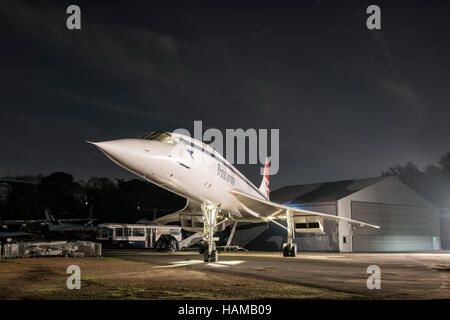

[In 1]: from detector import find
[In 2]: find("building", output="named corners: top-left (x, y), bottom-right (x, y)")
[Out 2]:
top-left (439, 209), bottom-right (450, 250)
top-left (232, 176), bottom-right (441, 252)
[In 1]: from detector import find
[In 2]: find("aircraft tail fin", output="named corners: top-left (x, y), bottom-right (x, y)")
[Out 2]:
top-left (259, 158), bottom-right (270, 200)
top-left (44, 209), bottom-right (56, 224)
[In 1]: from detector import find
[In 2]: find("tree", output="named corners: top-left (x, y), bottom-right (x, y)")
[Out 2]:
top-left (84, 177), bottom-right (118, 220)
top-left (382, 154), bottom-right (450, 208)
top-left (36, 172), bottom-right (84, 218)
top-left (381, 162), bottom-right (422, 187)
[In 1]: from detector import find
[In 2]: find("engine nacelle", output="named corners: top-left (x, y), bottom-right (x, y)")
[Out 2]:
top-left (294, 216), bottom-right (324, 233)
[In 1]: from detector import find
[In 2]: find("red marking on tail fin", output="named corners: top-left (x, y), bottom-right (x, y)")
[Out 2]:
top-left (264, 158), bottom-right (270, 181)
top-left (259, 158), bottom-right (271, 199)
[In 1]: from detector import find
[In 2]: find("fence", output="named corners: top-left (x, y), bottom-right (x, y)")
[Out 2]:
top-left (1, 241), bottom-right (102, 258)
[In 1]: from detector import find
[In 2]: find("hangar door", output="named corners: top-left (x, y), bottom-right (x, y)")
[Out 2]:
top-left (351, 201), bottom-right (433, 252)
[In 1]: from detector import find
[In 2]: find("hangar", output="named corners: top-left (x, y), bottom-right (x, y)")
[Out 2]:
top-left (232, 176), bottom-right (441, 252)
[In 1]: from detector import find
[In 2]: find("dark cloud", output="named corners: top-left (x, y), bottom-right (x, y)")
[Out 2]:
top-left (0, 0), bottom-right (449, 189)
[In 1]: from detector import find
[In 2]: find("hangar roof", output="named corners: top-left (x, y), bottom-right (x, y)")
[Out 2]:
top-left (271, 176), bottom-right (386, 204)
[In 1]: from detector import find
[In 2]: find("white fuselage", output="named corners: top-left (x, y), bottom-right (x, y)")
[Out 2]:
top-left (91, 133), bottom-right (266, 220)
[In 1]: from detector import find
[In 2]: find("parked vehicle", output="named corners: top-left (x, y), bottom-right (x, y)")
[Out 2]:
top-left (96, 223), bottom-right (182, 250)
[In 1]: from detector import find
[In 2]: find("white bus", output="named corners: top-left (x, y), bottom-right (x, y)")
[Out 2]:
top-left (96, 223), bottom-right (182, 250)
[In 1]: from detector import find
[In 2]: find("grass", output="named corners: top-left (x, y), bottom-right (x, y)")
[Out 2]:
top-left (0, 257), bottom-right (361, 300)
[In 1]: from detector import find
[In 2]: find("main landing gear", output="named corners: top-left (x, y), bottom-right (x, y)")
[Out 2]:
top-left (266, 209), bottom-right (297, 257)
top-left (282, 209), bottom-right (297, 257)
top-left (201, 203), bottom-right (220, 262)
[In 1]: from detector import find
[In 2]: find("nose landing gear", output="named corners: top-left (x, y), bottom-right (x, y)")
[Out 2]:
top-left (201, 203), bottom-right (220, 262)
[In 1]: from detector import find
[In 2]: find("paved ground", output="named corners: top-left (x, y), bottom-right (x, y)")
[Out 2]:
top-left (104, 249), bottom-right (450, 299)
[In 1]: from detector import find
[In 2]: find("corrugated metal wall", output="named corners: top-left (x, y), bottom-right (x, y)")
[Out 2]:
top-left (439, 216), bottom-right (450, 250)
top-left (351, 201), bottom-right (433, 252)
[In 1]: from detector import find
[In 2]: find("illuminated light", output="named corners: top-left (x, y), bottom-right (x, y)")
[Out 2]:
top-left (163, 259), bottom-right (246, 268)
top-left (153, 264), bottom-right (184, 269)
top-left (85, 201), bottom-right (88, 205)
top-left (207, 263), bottom-right (226, 267)
top-left (282, 202), bottom-right (306, 210)
top-left (215, 260), bottom-right (245, 265)
top-left (164, 260), bottom-right (205, 267)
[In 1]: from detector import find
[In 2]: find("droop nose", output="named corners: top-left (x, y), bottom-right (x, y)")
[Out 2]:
top-left (87, 139), bottom-right (144, 173)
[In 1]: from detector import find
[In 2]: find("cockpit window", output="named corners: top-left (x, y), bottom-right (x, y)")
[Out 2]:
top-left (138, 132), bottom-right (179, 144)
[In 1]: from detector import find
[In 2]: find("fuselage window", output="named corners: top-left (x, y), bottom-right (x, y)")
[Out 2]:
top-left (115, 228), bottom-right (124, 236)
top-left (132, 228), bottom-right (145, 237)
top-left (169, 229), bottom-right (181, 236)
top-left (139, 132), bottom-right (179, 144)
top-left (101, 227), bottom-right (113, 238)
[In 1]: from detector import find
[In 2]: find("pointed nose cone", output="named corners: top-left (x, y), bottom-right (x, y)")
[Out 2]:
top-left (88, 139), bottom-right (143, 174)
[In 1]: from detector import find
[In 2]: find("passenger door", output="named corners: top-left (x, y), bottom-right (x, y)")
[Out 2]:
top-left (145, 229), bottom-right (151, 248)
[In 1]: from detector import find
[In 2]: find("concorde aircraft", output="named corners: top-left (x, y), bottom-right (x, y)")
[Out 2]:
top-left (88, 131), bottom-right (379, 262)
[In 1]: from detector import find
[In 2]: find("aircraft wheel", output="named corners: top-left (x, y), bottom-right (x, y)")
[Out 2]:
top-left (210, 250), bottom-right (218, 262)
top-left (283, 243), bottom-right (297, 257)
top-left (282, 243), bottom-right (290, 257)
top-left (290, 244), bottom-right (297, 257)
top-left (170, 239), bottom-right (177, 252)
top-left (203, 250), bottom-right (218, 263)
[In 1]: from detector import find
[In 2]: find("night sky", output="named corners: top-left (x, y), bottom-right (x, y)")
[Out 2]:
top-left (1, 0), bottom-right (449, 190)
